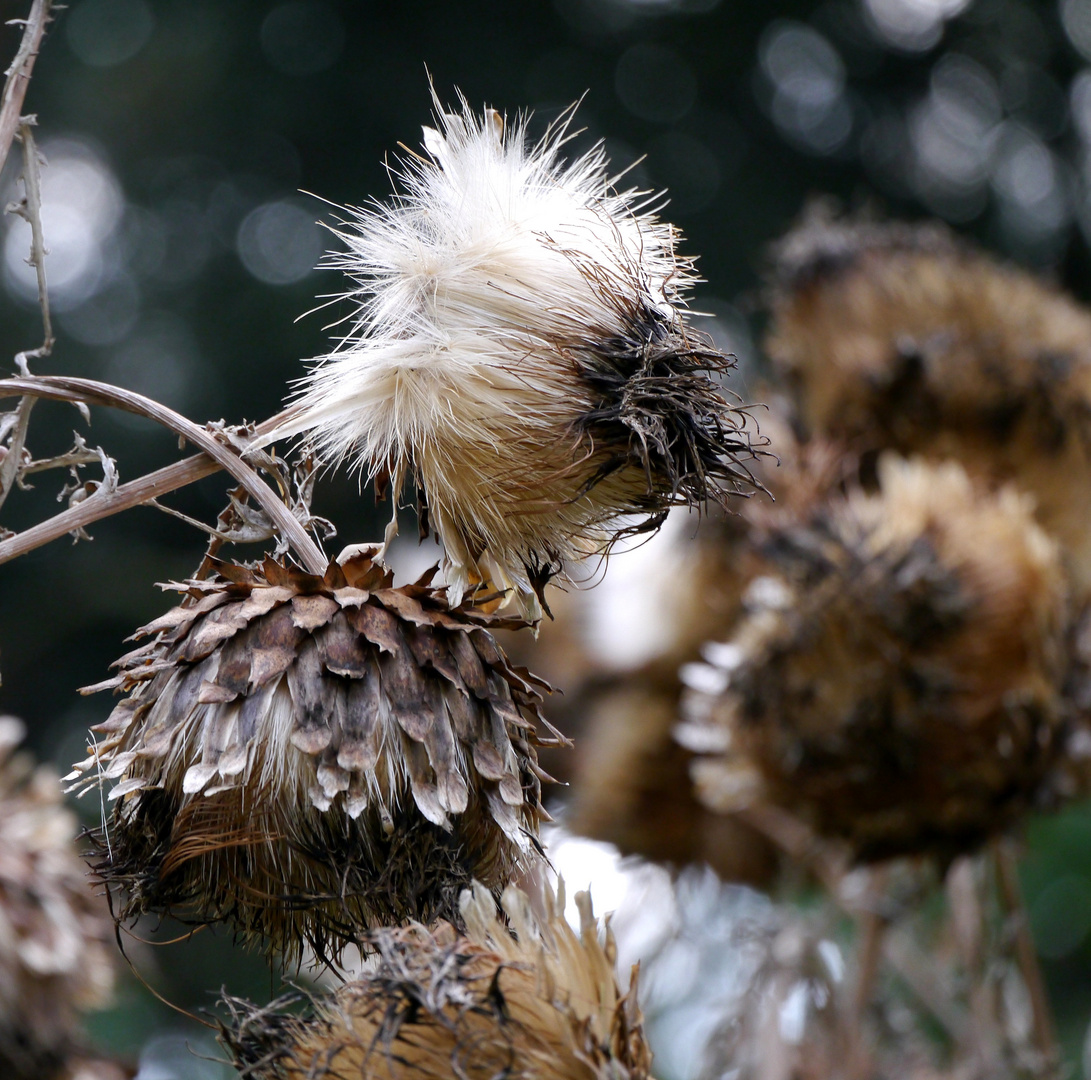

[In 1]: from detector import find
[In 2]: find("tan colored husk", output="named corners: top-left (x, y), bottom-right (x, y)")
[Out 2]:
top-left (766, 212), bottom-right (1091, 596)
top-left (223, 879), bottom-right (652, 1079)
top-left (68, 548), bottom-right (559, 962)
top-left (682, 455), bottom-right (1074, 862)
top-left (0, 718), bottom-right (116, 1080)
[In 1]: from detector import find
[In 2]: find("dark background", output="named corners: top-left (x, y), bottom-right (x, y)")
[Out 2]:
top-left (0, 0), bottom-right (1089, 1075)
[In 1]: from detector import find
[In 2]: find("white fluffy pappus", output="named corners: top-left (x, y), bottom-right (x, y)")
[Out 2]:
top-left (271, 92), bottom-right (759, 620)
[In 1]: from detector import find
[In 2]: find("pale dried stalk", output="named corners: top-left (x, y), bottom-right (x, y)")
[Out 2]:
top-left (1, 119), bottom-right (54, 516)
top-left (0, 377), bottom-right (326, 572)
top-left (0, 451), bottom-right (221, 564)
top-left (0, 393), bottom-right (32, 515)
top-left (13, 119), bottom-right (51, 355)
top-left (0, 0), bottom-right (51, 177)
top-left (994, 839), bottom-right (1059, 1069)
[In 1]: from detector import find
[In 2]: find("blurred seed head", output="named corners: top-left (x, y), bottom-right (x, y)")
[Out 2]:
top-left (68, 549), bottom-right (557, 962)
top-left (567, 666), bottom-right (781, 886)
top-left (0, 718), bottom-right (117, 1080)
top-left (682, 455), bottom-right (1073, 862)
top-left (766, 211), bottom-right (1091, 595)
top-left (272, 91), bottom-right (761, 620)
top-left (222, 878), bottom-right (652, 1079)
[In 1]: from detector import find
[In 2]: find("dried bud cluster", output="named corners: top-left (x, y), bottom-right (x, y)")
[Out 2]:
top-left (223, 880), bottom-right (651, 1080)
top-left (0, 718), bottom-right (116, 1080)
top-left (68, 549), bottom-right (556, 961)
top-left (682, 456), bottom-right (1071, 861)
top-left (272, 94), bottom-right (760, 619)
top-left (766, 214), bottom-right (1091, 595)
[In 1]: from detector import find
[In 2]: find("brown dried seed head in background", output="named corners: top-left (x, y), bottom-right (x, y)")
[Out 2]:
top-left (682, 455), bottom-right (1071, 862)
top-left (0, 718), bottom-right (117, 1080)
top-left (559, 424), bottom-right (846, 883)
top-left (765, 212), bottom-right (1091, 595)
top-left (67, 548), bottom-right (558, 963)
top-left (222, 879), bottom-right (652, 1080)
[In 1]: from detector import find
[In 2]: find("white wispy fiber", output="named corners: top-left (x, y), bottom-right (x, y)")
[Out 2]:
top-left (273, 91), bottom-right (757, 620)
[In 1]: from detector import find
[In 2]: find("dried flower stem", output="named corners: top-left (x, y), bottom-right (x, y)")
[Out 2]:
top-left (0, 451), bottom-right (220, 564)
top-left (994, 839), bottom-right (1059, 1068)
top-left (846, 870), bottom-right (887, 1080)
top-left (13, 119), bottom-right (52, 356)
top-left (0, 0), bottom-right (51, 178)
top-left (1, 118), bottom-right (54, 516)
top-left (0, 376), bottom-right (326, 572)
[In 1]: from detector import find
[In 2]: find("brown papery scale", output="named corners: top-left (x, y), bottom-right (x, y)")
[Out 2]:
top-left (67, 548), bottom-right (559, 963)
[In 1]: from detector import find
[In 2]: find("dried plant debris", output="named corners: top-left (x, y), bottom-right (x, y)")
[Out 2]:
top-left (67, 547), bottom-right (559, 962)
top-left (0, 717), bottom-right (117, 1080)
top-left (222, 879), bottom-right (652, 1080)
top-left (681, 455), bottom-right (1077, 863)
top-left (766, 210), bottom-right (1091, 595)
top-left (269, 93), bottom-right (762, 620)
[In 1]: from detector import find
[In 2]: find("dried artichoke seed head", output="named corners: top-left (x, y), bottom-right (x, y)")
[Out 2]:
top-left (766, 213), bottom-right (1091, 595)
top-left (684, 455), bottom-right (1070, 862)
top-left (222, 879), bottom-right (652, 1080)
top-left (68, 549), bottom-right (556, 962)
top-left (270, 95), bottom-right (763, 621)
top-left (0, 718), bottom-right (116, 1080)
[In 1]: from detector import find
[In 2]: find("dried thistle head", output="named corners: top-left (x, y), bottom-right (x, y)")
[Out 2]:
top-left (222, 879), bottom-right (652, 1080)
top-left (271, 91), bottom-right (761, 620)
top-left (682, 455), bottom-right (1072, 862)
top-left (68, 548), bottom-right (557, 963)
top-left (766, 212), bottom-right (1091, 594)
top-left (0, 718), bottom-right (116, 1080)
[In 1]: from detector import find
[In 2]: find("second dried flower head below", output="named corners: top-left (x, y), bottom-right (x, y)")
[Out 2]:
top-left (270, 92), bottom-right (761, 619)
top-left (222, 879), bottom-right (652, 1080)
top-left (67, 547), bottom-right (557, 963)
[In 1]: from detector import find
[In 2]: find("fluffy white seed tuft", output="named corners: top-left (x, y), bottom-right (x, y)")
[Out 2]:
top-left (272, 91), bottom-right (754, 619)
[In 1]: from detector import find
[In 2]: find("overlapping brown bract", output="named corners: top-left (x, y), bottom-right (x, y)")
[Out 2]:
top-left (0, 718), bottom-right (117, 1080)
top-left (68, 549), bottom-right (559, 962)
top-left (682, 455), bottom-right (1077, 863)
top-left (222, 880), bottom-right (652, 1080)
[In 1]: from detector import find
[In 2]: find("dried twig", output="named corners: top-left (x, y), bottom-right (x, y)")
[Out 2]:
top-left (0, 0), bottom-right (52, 178)
top-left (0, 377), bottom-right (326, 572)
top-left (0, 450), bottom-right (221, 563)
top-left (994, 839), bottom-right (1059, 1071)
top-left (1, 120), bottom-right (54, 513)
top-left (0, 392), bottom-right (32, 514)
top-left (11, 119), bottom-right (52, 358)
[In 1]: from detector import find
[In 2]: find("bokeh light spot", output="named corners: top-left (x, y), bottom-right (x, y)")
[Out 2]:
top-left (65, 0), bottom-right (154, 68)
top-left (863, 0), bottom-right (970, 53)
top-left (236, 199), bottom-right (323, 286)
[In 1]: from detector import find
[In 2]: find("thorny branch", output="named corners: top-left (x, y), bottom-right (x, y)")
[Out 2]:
top-left (0, 0), bottom-right (52, 178)
top-left (11, 119), bottom-right (52, 357)
top-left (0, 377), bottom-right (327, 572)
top-left (1, 4), bottom-right (58, 521)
